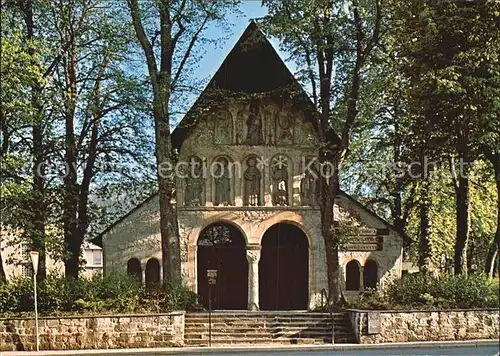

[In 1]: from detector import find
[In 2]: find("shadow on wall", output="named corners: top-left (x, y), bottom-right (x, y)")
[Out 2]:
top-left (4, 320), bottom-right (24, 351)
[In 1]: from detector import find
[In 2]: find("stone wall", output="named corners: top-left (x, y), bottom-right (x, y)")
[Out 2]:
top-left (348, 309), bottom-right (500, 343)
top-left (0, 312), bottom-right (185, 352)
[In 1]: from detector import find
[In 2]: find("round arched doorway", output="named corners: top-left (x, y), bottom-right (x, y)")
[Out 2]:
top-left (197, 223), bottom-right (248, 310)
top-left (259, 223), bottom-right (309, 310)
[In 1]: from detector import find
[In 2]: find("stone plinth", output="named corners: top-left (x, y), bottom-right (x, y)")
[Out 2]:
top-left (0, 312), bottom-right (185, 351)
top-left (348, 309), bottom-right (500, 344)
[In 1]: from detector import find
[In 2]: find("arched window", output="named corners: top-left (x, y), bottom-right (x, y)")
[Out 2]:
top-left (364, 260), bottom-right (378, 289)
top-left (145, 258), bottom-right (160, 290)
top-left (345, 260), bottom-right (361, 291)
top-left (127, 258), bottom-right (142, 283)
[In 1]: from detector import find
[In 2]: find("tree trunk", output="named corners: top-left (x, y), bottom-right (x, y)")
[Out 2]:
top-left (393, 117), bottom-right (405, 233)
top-left (154, 79), bottom-right (182, 285)
top-left (62, 27), bottom-right (80, 279)
top-left (418, 178), bottom-right (432, 271)
top-left (64, 228), bottom-right (82, 279)
top-left (454, 175), bottom-right (470, 276)
top-left (319, 152), bottom-right (342, 306)
top-left (485, 154), bottom-right (499, 278)
top-left (0, 255), bottom-right (6, 284)
top-left (24, 0), bottom-right (46, 279)
top-left (127, 0), bottom-right (182, 286)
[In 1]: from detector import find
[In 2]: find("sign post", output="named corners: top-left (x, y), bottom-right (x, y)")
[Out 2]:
top-left (206, 269), bottom-right (217, 347)
top-left (30, 251), bottom-right (40, 352)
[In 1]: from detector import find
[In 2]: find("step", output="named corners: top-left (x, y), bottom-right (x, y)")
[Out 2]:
top-left (184, 312), bottom-right (357, 345)
top-left (185, 317), bottom-right (346, 323)
top-left (184, 337), bottom-right (327, 345)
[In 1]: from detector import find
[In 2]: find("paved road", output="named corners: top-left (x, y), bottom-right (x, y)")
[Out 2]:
top-left (4, 343), bottom-right (499, 356)
top-left (26, 345), bottom-right (498, 356)
top-left (215, 346), bottom-right (500, 356)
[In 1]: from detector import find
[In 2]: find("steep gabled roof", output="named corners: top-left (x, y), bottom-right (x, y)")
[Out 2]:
top-left (172, 21), bottom-right (339, 151)
top-left (208, 21), bottom-right (297, 93)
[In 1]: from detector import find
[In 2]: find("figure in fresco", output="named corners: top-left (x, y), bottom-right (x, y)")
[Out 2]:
top-left (214, 110), bottom-right (233, 144)
top-left (244, 101), bottom-right (263, 145)
top-left (214, 157), bottom-right (231, 206)
top-left (277, 113), bottom-right (293, 144)
top-left (244, 156), bottom-right (261, 206)
top-left (272, 156), bottom-right (289, 206)
top-left (184, 157), bottom-right (204, 206)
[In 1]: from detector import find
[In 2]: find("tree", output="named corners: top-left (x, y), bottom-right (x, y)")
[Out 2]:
top-left (394, 0), bottom-right (500, 275)
top-left (262, 0), bottom-right (383, 305)
top-left (125, 0), bottom-right (237, 284)
top-left (1, 0), bottom-right (155, 279)
top-left (483, 151), bottom-right (500, 277)
top-left (1, 0), bottom-right (59, 280)
top-left (47, 0), bottom-right (154, 278)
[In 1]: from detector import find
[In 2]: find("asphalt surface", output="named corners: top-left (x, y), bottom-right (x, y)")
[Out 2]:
top-left (199, 346), bottom-right (500, 356)
top-left (3, 341), bottom-right (499, 356)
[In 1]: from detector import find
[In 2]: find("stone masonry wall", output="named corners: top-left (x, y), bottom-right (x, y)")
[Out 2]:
top-left (348, 309), bottom-right (500, 343)
top-left (0, 312), bottom-right (185, 351)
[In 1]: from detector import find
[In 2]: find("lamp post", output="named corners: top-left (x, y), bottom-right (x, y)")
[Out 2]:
top-left (30, 251), bottom-right (40, 352)
top-left (206, 269), bottom-right (217, 347)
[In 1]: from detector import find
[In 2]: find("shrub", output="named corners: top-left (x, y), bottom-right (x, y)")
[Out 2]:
top-left (162, 279), bottom-right (201, 312)
top-left (0, 273), bottom-right (201, 316)
top-left (385, 273), bottom-right (499, 309)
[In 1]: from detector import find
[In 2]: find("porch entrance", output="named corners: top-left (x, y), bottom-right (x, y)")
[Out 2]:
top-left (259, 223), bottom-right (309, 310)
top-left (197, 223), bottom-right (248, 310)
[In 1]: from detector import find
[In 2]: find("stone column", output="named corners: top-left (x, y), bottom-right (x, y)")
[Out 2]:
top-left (359, 266), bottom-right (365, 291)
top-left (141, 264), bottom-right (146, 285)
top-left (246, 247), bottom-right (261, 311)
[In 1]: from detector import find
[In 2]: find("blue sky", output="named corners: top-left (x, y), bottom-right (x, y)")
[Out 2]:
top-left (190, 1), bottom-right (297, 98)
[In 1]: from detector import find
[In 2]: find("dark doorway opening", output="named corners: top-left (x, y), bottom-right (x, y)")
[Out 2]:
top-left (197, 223), bottom-right (248, 310)
top-left (259, 223), bottom-right (308, 310)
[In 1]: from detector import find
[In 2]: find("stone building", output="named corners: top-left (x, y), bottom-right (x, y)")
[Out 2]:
top-left (100, 23), bottom-right (408, 310)
top-left (0, 225), bottom-right (103, 280)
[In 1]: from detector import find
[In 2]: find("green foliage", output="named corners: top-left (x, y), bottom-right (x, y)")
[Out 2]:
top-left (352, 273), bottom-right (499, 310)
top-left (0, 273), bottom-right (200, 317)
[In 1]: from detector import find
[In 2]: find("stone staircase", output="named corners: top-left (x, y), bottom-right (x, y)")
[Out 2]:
top-left (184, 311), bottom-right (357, 346)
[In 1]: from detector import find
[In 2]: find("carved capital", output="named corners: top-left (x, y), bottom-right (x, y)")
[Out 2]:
top-left (246, 249), bottom-right (261, 263)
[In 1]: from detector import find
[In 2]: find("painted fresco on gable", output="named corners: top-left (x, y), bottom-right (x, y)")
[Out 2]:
top-left (243, 101), bottom-right (264, 145)
top-left (275, 111), bottom-right (294, 145)
top-left (213, 110), bottom-right (233, 145)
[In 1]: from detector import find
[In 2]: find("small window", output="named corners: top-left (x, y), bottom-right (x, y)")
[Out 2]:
top-left (92, 251), bottom-right (102, 265)
top-left (127, 258), bottom-right (142, 283)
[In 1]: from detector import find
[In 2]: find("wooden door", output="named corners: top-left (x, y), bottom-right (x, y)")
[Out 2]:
top-left (197, 223), bottom-right (248, 310)
top-left (259, 223), bottom-right (308, 310)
